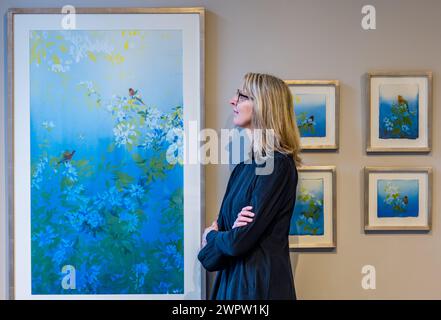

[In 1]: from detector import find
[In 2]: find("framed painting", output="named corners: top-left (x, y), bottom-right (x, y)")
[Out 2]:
top-left (367, 72), bottom-right (432, 153)
top-left (285, 80), bottom-right (339, 151)
top-left (7, 7), bottom-right (204, 299)
top-left (289, 166), bottom-right (336, 249)
top-left (364, 167), bottom-right (432, 231)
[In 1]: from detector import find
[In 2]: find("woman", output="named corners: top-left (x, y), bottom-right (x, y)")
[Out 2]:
top-left (198, 73), bottom-right (302, 300)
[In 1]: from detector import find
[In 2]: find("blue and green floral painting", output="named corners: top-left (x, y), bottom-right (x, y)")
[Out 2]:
top-left (294, 94), bottom-right (326, 137)
top-left (30, 30), bottom-right (184, 294)
top-left (289, 178), bottom-right (324, 236)
top-left (377, 179), bottom-right (419, 218)
top-left (379, 84), bottom-right (419, 139)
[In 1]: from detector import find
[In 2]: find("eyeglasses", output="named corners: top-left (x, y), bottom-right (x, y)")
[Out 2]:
top-left (236, 89), bottom-right (252, 104)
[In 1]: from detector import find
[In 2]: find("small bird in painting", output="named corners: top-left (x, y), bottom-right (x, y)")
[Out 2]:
top-left (397, 95), bottom-right (408, 106)
top-left (403, 195), bottom-right (409, 205)
top-left (397, 95), bottom-right (411, 114)
top-left (58, 150), bottom-right (76, 165)
top-left (129, 88), bottom-right (146, 105)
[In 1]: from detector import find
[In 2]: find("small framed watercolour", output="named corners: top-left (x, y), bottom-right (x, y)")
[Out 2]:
top-left (367, 72), bottom-right (432, 153)
top-left (289, 166), bottom-right (336, 249)
top-left (286, 80), bottom-right (339, 151)
top-left (364, 167), bottom-right (432, 231)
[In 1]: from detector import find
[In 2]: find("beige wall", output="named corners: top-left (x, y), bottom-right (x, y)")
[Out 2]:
top-left (1, 0), bottom-right (440, 299)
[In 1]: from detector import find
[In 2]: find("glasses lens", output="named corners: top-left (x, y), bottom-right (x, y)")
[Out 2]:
top-left (237, 90), bottom-right (249, 103)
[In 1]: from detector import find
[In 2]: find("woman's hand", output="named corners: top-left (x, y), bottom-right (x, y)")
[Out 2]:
top-left (233, 206), bottom-right (255, 229)
top-left (202, 220), bottom-right (219, 248)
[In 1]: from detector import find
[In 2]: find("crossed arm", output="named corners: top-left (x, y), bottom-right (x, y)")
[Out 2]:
top-left (198, 159), bottom-right (294, 271)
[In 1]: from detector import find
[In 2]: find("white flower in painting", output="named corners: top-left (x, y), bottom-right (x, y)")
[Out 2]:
top-left (128, 184), bottom-right (144, 199)
top-left (33, 157), bottom-right (48, 176)
top-left (31, 156), bottom-right (48, 190)
top-left (140, 130), bottom-right (163, 150)
top-left (106, 95), bottom-right (128, 118)
top-left (116, 110), bottom-right (128, 123)
top-left (384, 182), bottom-right (398, 197)
top-left (87, 38), bottom-right (113, 55)
top-left (166, 128), bottom-right (183, 145)
top-left (166, 142), bottom-right (183, 165)
top-left (62, 184), bottom-right (86, 203)
top-left (132, 262), bottom-right (149, 287)
top-left (139, 107), bottom-right (163, 130)
top-left (113, 123), bottom-right (137, 147)
top-left (50, 63), bottom-right (70, 73)
top-left (62, 162), bottom-right (78, 182)
top-left (401, 124), bottom-right (410, 133)
top-left (383, 182), bottom-right (406, 211)
top-left (78, 81), bottom-right (102, 104)
top-left (31, 175), bottom-right (43, 190)
top-left (144, 107), bottom-right (162, 129)
top-left (106, 187), bottom-right (122, 207)
top-left (92, 193), bottom-right (108, 211)
top-left (63, 32), bottom-right (113, 63)
top-left (42, 121), bottom-right (55, 131)
top-left (165, 127), bottom-right (184, 164)
top-left (123, 197), bottom-right (137, 212)
top-left (106, 105), bottom-right (113, 113)
top-left (79, 81), bottom-right (93, 91)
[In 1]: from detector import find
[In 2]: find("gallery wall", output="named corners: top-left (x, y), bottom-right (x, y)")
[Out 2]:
top-left (1, 0), bottom-right (440, 299)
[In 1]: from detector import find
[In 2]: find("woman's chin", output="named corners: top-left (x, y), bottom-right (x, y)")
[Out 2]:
top-left (233, 116), bottom-right (251, 128)
top-left (232, 118), bottom-right (241, 126)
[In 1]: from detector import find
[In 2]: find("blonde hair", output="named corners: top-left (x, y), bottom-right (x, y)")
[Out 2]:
top-left (242, 72), bottom-right (302, 167)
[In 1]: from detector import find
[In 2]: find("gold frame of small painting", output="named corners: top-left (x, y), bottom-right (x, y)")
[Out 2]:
top-left (367, 71), bottom-right (432, 153)
top-left (364, 167), bottom-right (432, 232)
top-left (285, 80), bottom-right (340, 151)
top-left (289, 166), bottom-right (336, 250)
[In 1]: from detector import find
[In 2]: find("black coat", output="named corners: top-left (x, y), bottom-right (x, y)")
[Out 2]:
top-left (198, 151), bottom-right (298, 300)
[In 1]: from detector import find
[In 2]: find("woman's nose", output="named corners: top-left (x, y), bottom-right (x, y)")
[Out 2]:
top-left (229, 96), bottom-right (237, 106)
